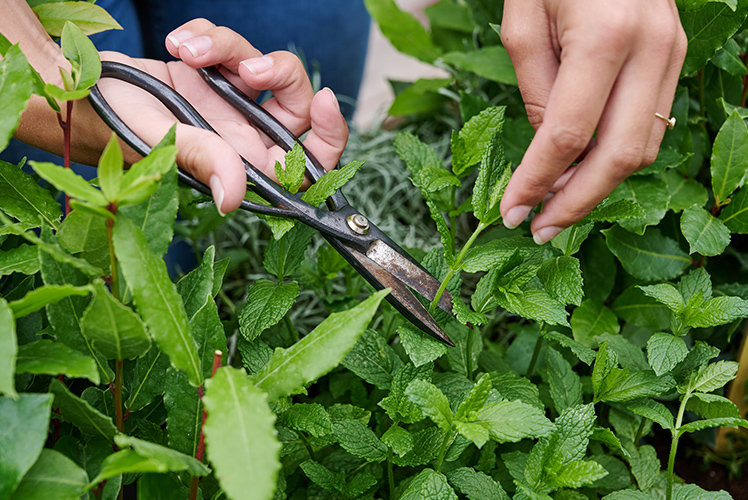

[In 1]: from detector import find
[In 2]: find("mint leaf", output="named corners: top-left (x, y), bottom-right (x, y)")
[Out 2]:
top-left (597, 369), bottom-right (672, 403)
top-left (400, 469), bottom-right (457, 500)
top-left (398, 323), bottom-right (448, 367)
top-left (275, 143), bottom-right (306, 194)
top-left (472, 128), bottom-right (510, 224)
top-left (300, 460), bottom-right (344, 492)
top-left (455, 373), bottom-right (493, 421)
top-left (684, 295), bottom-right (748, 328)
top-left (622, 398), bottom-right (674, 430)
top-left (678, 417), bottom-right (748, 436)
top-left (451, 106), bottom-right (506, 176)
top-left (382, 424), bottom-right (414, 457)
top-left (414, 165), bottom-right (462, 192)
top-left (552, 222), bottom-right (594, 256)
top-left (538, 256), bottom-right (584, 306)
top-left (637, 283), bottom-right (685, 316)
top-left (379, 362), bottom-right (433, 424)
top-left (543, 348), bottom-right (583, 414)
top-left (612, 286), bottom-right (671, 331)
top-left (627, 444), bottom-right (660, 490)
top-left (686, 393), bottom-right (741, 420)
top-left (470, 399), bottom-right (554, 443)
top-left (301, 160), bottom-right (363, 207)
top-left (342, 328), bottom-right (402, 390)
top-left (547, 460), bottom-right (609, 489)
top-left (394, 131), bottom-right (442, 176)
top-left (689, 360), bottom-right (739, 393)
top-left (238, 279), bottom-right (299, 342)
top-left (406, 379), bottom-right (453, 432)
top-left (203, 367), bottom-right (280, 500)
top-left (332, 418), bottom-right (388, 463)
top-left (680, 205), bottom-right (731, 256)
top-left (571, 299), bottom-right (620, 347)
top-left (446, 467), bottom-right (509, 500)
top-left (252, 290), bottom-right (388, 400)
top-left (496, 288), bottom-right (570, 327)
top-left (280, 403), bottom-right (333, 438)
top-left (646, 333), bottom-right (688, 376)
top-left (603, 226), bottom-right (691, 281)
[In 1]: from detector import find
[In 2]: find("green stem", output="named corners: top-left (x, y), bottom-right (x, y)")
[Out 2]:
top-left (429, 221), bottom-right (488, 312)
top-left (217, 289), bottom-right (236, 314)
top-left (276, 237), bottom-right (286, 281)
top-left (283, 313), bottom-right (298, 345)
top-left (302, 434), bottom-right (317, 462)
top-left (466, 327), bottom-right (475, 380)
top-left (435, 431), bottom-right (455, 473)
top-left (634, 417), bottom-right (648, 444)
top-left (449, 187), bottom-right (457, 244)
top-left (387, 449), bottom-right (395, 500)
top-left (526, 325), bottom-right (545, 378)
top-left (667, 392), bottom-right (691, 500)
top-left (114, 360), bottom-right (123, 433)
top-left (106, 204), bottom-right (119, 301)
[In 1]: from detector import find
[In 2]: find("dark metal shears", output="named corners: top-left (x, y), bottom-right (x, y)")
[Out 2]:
top-left (88, 61), bottom-right (455, 346)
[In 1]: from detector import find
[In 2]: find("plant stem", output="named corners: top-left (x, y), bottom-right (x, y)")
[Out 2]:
top-left (429, 221), bottom-right (487, 312)
top-left (435, 431), bottom-right (455, 473)
top-left (189, 350), bottom-right (223, 500)
top-left (466, 326), bottom-right (475, 380)
top-left (114, 360), bottom-right (123, 432)
top-left (387, 449), bottom-right (395, 500)
top-left (283, 313), bottom-right (299, 345)
top-left (526, 325), bottom-right (545, 378)
top-left (57, 101), bottom-right (73, 215)
top-left (106, 203), bottom-right (119, 300)
top-left (667, 391), bottom-right (691, 500)
top-left (634, 417), bottom-right (648, 444)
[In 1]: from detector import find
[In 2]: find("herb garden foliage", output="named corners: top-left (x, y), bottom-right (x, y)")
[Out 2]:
top-left (2, 2), bottom-right (748, 500)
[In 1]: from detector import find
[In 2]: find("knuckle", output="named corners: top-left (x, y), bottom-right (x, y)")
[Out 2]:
top-left (524, 103), bottom-right (546, 130)
top-left (548, 125), bottom-right (591, 157)
top-left (609, 147), bottom-right (645, 177)
top-left (641, 146), bottom-right (659, 168)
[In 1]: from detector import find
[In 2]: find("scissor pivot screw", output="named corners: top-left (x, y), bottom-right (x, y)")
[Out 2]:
top-left (347, 214), bottom-right (370, 235)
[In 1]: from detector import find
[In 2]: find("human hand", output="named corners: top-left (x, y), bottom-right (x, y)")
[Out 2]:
top-left (97, 18), bottom-right (348, 214)
top-left (498, 0), bottom-right (687, 244)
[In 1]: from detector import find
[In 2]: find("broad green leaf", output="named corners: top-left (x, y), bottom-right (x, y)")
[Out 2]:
top-left (49, 379), bottom-right (117, 441)
top-left (582, 199), bottom-right (646, 222)
top-left (538, 256), bottom-right (584, 306)
top-left (446, 467), bottom-right (509, 500)
top-left (389, 78), bottom-right (451, 116)
top-left (603, 226), bottom-right (691, 281)
top-left (689, 360), bottom-right (739, 393)
top-left (9, 449), bottom-right (87, 500)
top-left (379, 362), bottom-right (433, 424)
top-left (720, 185), bottom-right (748, 232)
top-left (451, 106), bottom-right (507, 176)
top-left (711, 110), bottom-right (748, 202)
top-left (462, 236), bottom-right (538, 273)
top-left (489, 372), bottom-right (544, 410)
top-left (546, 403), bottom-right (597, 471)
top-left (685, 295), bottom-right (748, 328)
top-left (332, 418), bottom-right (389, 462)
top-left (598, 332), bottom-right (649, 372)
top-left (275, 143), bottom-right (305, 194)
top-left (237, 337), bottom-right (273, 376)
top-left (663, 169), bottom-right (709, 212)
top-left (125, 344), bottom-right (170, 412)
top-left (552, 222), bottom-right (594, 256)
top-left (16, 339), bottom-right (99, 384)
top-left (398, 322), bottom-right (448, 367)
top-left (472, 126), bottom-right (510, 224)
top-left (82, 282), bottom-right (151, 360)
top-left (203, 367), bottom-right (280, 500)
top-left (612, 286), bottom-right (671, 331)
top-left (61, 21), bottom-right (101, 90)
top-left (471, 399), bottom-right (555, 443)
top-left (252, 289), bottom-right (388, 400)
top-left (680, 3), bottom-right (748, 75)
top-left (0, 160), bottom-right (62, 229)
top-left (0, 45), bottom-right (33, 152)
top-left (394, 131), bottom-right (442, 175)
top-left (0, 298), bottom-right (17, 398)
top-left (400, 469), bottom-right (458, 500)
top-left (382, 424), bottom-right (414, 457)
top-left (686, 392), bottom-right (741, 420)
top-left (342, 328), bottom-right (402, 390)
top-left (543, 348), bottom-right (583, 414)
top-left (244, 191), bottom-right (296, 240)
top-left (364, 0), bottom-right (443, 62)
top-left (406, 379), bottom-right (453, 432)
top-left (163, 368), bottom-right (202, 457)
top-left (622, 398), bottom-right (674, 430)
top-left (442, 46), bottom-right (517, 85)
top-left (33, 2), bottom-right (122, 37)
top-left (9, 284), bottom-right (92, 318)
top-left (678, 417), bottom-right (748, 436)
top-left (113, 215), bottom-right (202, 387)
top-left (238, 279), bottom-right (299, 342)
top-left (571, 299), bottom-right (620, 347)
top-left (609, 176), bottom-right (670, 234)
top-left (633, 147), bottom-right (691, 177)
top-left (712, 37), bottom-right (747, 75)
top-left (301, 160), bottom-right (363, 207)
top-left (116, 434), bottom-right (209, 476)
top-left (673, 342), bottom-right (720, 385)
top-left (496, 288), bottom-right (569, 327)
top-left (452, 297), bottom-right (487, 327)
top-left (672, 484), bottom-right (734, 500)
top-left (680, 205), bottom-right (731, 255)
top-left (90, 450), bottom-right (171, 484)
top-left (30, 161), bottom-right (108, 207)
top-left (647, 333), bottom-right (688, 376)
top-left (279, 403), bottom-right (333, 438)
top-left (0, 393), bottom-right (53, 499)
top-left (176, 245), bottom-right (216, 320)
top-left (590, 427), bottom-right (633, 457)
top-left (593, 342), bottom-right (618, 399)
top-left (602, 491), bottom-right (654, 500)
top-left (56, 210), bottom-right (110, 273)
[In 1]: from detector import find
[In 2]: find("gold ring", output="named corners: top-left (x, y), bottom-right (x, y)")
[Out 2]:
top-left (655, 112), bottom-right (676, 130)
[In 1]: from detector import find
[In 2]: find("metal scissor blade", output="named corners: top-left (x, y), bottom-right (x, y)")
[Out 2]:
top-left (365, 240), bottom-right (454, 315)
top-left (323, 235), bottom-right (454, 347)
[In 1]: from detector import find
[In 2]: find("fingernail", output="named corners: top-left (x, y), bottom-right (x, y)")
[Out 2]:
top-left (324, 87), bottom-right (341, 113)
top-left (182, 36), bottom-right (212, 57)
top-left (533, 226), bottom-right (563, 245)
top-left (167, 30), bottom-right (193, 48)
top-left (503, 205), bottom-right (532, 229)
top-left (210, 175), bottom-right (226, 217)
top-left (242, 56), bottom-right (273, 75)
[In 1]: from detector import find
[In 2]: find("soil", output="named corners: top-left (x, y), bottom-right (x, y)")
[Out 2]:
top-left (650, 428), bottom-right (748, 500)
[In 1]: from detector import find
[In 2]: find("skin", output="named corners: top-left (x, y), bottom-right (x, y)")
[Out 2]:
top-left (499, 0), bottom-right (688, 244)
top-left (3, 2), bottom-right (347, 215)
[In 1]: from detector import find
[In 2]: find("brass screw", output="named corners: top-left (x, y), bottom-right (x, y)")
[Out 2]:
top-left (347, 214), bottom-right (370, 235)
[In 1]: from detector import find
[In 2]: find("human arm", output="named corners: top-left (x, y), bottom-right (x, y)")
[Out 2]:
top-left (498, 0), bottom-right (687, 244)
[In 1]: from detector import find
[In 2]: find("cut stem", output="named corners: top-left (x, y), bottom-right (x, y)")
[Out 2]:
top-left (189, 350), bottom-right (223, 500)
top-left (526, 325), bottom-right (545, 378)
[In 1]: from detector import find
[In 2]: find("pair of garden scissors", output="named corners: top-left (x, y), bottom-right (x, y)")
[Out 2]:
top-left (88, 61), bottom-right (455, 346)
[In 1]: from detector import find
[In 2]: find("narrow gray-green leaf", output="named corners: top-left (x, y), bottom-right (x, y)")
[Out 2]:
top-left (30, 161), bottom-right (108, 207)
top-left (113, 215), bottom-right (202, 386)
top-left (0, 159), bottom-right (62, 229)
top-left (0, 45), bottom-right (33, 153)
top-left (203, 366), bottom-right (281, 500)
top-left (33, 2), bottom-right (122, 37)
top-left (0, 298), bottom-right (17, 398)
top-left (711, 110), bottom-right (748, 202)
top-left (49, 379), bottom-right (117, 441)
top-left (61, 21), bottom-right (101, 90)
top-left (9, 284), bottom-right (92, 318)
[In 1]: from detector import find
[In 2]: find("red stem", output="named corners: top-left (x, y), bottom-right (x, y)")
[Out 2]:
top-left (57, 101), bottom-right (73, 215)
top-left (188, 351), bottom-right (223, 500)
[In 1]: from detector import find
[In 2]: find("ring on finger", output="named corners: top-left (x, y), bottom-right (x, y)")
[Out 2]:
top-left (655, 112), bottom-right (676, 130)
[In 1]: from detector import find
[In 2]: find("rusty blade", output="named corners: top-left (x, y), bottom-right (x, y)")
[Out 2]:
top-left (323, 235), bottom-right (454, 346)
top-left (365, 240), bottom-right (454, 315)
